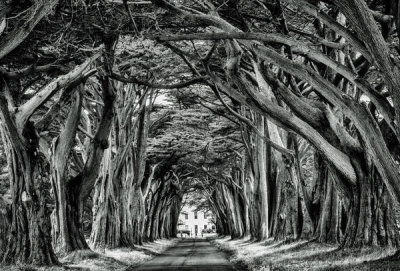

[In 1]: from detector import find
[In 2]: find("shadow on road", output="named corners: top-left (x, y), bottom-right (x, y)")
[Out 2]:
top-left (130, 238), bottom-right (236, 271)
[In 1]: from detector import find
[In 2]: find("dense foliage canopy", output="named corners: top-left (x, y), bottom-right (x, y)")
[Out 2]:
top-left (1, 0), bottom-right (400, 267)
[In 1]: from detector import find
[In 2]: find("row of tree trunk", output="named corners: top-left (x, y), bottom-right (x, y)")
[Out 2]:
top-left (208, 117), bottom-right (400, 248)
top-left (0, 38), bottom-right (182, 266)
top-left (148, 0), bottom-right (400, 251)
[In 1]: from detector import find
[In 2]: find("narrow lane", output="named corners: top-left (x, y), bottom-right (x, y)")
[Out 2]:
top-left (132, 238), bottom-right (236, 271)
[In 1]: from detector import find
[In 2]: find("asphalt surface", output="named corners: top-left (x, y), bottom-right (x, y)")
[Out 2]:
top-left (132, 238), bottom-right (237, 271)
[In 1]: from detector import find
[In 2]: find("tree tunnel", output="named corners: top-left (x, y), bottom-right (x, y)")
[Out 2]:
top-left (1, 0), bottom-right (400, 268)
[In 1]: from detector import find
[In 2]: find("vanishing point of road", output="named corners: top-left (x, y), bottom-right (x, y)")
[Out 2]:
top-left (132, 238), bottom-right (237, 271)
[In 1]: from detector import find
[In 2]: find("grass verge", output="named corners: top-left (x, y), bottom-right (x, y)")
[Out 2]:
top-left (212, 236), bottom-right (400, 271)
top-left (0, 238), bottom-right (178, 271)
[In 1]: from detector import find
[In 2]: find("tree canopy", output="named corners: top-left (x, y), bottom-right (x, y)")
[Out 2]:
top-left (1, 0), bottom-right (400, 267)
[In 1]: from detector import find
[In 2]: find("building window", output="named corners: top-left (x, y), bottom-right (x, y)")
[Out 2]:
top-left (204, 213), bottom-right (207, 219)
top-left (194, 211), bottom-right (198, 219)
top-left (185, 213), bottom-right (188, 220)
top-left (204, 225), bottom-right (207, 229)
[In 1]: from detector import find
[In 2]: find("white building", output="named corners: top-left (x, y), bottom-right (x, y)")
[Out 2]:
top-left (177, 206), bottom-right (215, 237)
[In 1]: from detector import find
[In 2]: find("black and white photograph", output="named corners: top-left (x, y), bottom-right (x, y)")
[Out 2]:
top-left (1, 0), bottom-right (400, 270)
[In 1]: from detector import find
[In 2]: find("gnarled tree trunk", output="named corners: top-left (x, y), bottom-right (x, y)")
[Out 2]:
top-left (343, 156), bottom-right (400, 247)
top-left (0, 123), bottom-right (58, 265)
top-left (51, 91), bottom-right (89, 254)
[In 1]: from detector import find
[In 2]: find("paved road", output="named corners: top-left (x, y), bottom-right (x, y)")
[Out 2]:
top-left (132, 238), bottom-right (236, 271)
